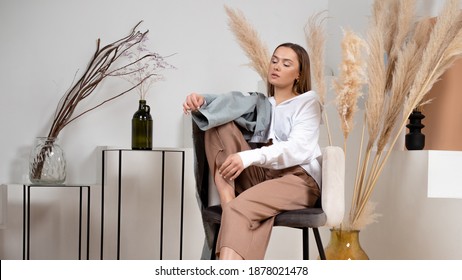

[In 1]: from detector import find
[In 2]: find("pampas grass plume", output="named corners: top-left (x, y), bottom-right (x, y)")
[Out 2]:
top-left (224, 5), bottom-right (270, 82)
top-left (305, 11), bottom-right (328, 106)
top-left (333, 29), bottom-right (366, 143)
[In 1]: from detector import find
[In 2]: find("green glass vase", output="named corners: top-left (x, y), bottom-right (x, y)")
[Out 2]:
top-left (132, 99), bottom-right (152, 150)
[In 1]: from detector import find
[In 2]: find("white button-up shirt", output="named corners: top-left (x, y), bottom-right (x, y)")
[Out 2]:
top-left (238, 90), bottom-right (322, 186)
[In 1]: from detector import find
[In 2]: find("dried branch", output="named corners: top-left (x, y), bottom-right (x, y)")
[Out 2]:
top-left (46, 21), bottom-right (167, 139)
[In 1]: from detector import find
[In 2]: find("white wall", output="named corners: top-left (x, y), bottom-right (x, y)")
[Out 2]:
top-left (364, 151), bottom-right (462, 259)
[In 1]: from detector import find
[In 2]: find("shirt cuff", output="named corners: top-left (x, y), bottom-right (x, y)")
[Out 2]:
top-left (238, 149), bottom-right (264, 169)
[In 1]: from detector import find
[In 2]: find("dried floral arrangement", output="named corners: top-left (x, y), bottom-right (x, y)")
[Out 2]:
top-left (30, 21), bottom-right (173, 181)
top-left (114, 32), bottom-right (176, 100)
top-left (47, 21), bottom-right (175, 139)
top-left (225, 0), bottom-right (462, 231)
top-left (333, 0), bottom-right (462, 230)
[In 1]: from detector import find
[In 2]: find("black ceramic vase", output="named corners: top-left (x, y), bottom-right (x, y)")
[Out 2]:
top-left (405, 109), bottom-right (425, 150)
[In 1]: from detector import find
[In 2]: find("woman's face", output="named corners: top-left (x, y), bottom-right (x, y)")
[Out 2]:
top-left (267, 46), bottom-right (300, 91)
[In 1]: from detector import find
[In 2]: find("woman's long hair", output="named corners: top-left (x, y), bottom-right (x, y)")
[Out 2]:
top-left (267, 42), bottom-right (312, 97)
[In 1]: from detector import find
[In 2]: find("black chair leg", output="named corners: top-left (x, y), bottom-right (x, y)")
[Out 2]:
top-left (302, 228), bottom-right (309, 260)
top-left (210, 224), bottom-right (219, 260)
top-left (312, 228), bottom-right (326, 260)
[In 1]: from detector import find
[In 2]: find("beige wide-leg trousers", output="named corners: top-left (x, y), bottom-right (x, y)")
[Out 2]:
top-left (204, 122), bottom-right (320, 260)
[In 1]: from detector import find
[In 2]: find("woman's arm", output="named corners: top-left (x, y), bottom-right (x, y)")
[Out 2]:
top-left (239, 97), bottom-right (322, 169)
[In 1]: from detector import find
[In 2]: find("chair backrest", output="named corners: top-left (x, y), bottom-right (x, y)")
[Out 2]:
top-left (320, 146), bottom-right (345, 227)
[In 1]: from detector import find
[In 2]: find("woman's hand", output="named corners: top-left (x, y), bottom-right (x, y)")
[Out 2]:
top-left (219, 153), bottom-right (244, 181)
top-left (183, 93), bottom-right (205, 114)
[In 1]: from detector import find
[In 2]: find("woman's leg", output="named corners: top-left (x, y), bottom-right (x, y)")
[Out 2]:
top-left (219, 246), bottom-right (243, 260)
top-left (217, 167), bottom-right (320, 259)
top-left (204, 122), bottom-right (265, 205)
top-left (204, 122), bottom-right (267, 259)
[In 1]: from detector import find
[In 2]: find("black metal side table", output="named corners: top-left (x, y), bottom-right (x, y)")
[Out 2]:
top-left (100, 148), bottom-right (185, 260)
top-left (22, 184), bottom-right (91, 260)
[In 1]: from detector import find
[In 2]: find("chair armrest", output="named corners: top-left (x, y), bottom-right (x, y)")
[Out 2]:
top-left (321, 146), bottom-right (345, 227)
